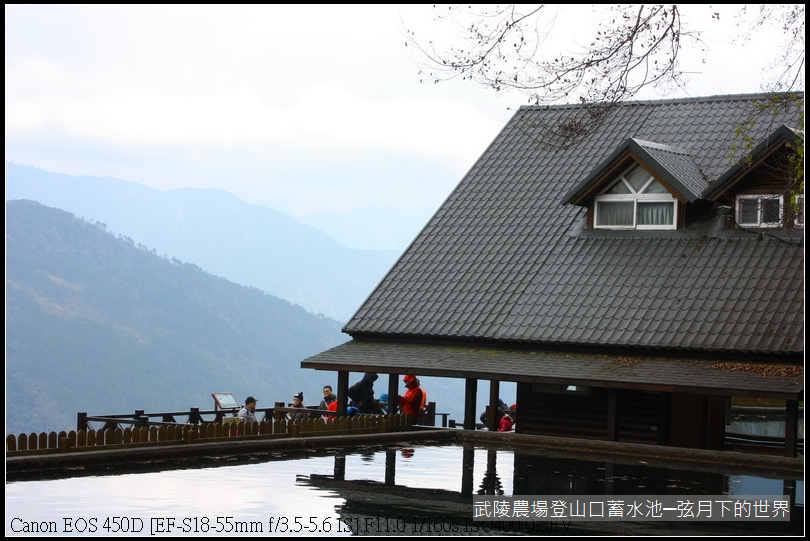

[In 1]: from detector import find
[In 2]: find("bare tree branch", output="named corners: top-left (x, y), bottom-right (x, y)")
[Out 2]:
top-left (405, 5), bottom-right (701, 107)
top-left (403, 4), bottom-right (804, 149)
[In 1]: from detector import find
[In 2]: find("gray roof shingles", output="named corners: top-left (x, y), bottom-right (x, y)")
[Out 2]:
top-left (342, 94), bottom-right (804, 358)
top-left (633, 140), bottom-right (708, 201)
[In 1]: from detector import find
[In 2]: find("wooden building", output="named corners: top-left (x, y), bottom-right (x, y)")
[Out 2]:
top-left (302, 94), bottom-right (804, 456)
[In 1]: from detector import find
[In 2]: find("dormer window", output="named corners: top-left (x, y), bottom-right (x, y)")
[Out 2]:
top-left (735, 194), bottom-right (783, 228)
top-left (594, 164), bottom-right (677, 230)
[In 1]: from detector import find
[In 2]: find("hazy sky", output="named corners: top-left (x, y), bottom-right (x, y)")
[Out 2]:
top-left (5, 4), bottom-right (796, 249)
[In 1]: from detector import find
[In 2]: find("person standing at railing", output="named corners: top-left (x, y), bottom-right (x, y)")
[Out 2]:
top-left (398, 375), bottom-right (426, 423)
top-left (348, 372), bottom-right (378, 414)
top-left (237, 396), bottom-right (257, 423)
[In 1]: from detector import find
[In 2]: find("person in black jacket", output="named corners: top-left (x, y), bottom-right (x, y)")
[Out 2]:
top-left (479, 398), bottom-right (509, 426)
top-left (347, 372), bottom-right (378, 414)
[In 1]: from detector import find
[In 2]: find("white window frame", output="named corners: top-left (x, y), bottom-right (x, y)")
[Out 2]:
top-left (593, 165), bottom-right (678, 230)
top-left (735, 194), bottom-right (784, 228)
top-left (793, 194), bottom-right (804, 228)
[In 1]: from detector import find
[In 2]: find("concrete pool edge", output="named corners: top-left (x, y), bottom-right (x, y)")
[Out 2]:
top-left (455, 430), bottom-right (804, 478)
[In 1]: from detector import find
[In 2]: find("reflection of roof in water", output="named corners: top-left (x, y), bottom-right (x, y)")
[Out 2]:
top-left (302, 474), bottom-right (551, 536)
top-left (303, 474), bottom-right (471, 508)
top-left (301, 472), bottom-right (799, 537)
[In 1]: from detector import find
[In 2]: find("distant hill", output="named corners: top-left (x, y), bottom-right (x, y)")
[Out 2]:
top-left (5, 162), bottom-right (400, 322)
top-left (5, 200), bottom-right (350, 434)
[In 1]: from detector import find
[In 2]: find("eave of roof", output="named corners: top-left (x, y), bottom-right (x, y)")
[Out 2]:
top-left (301, 341), bottom-right (804, 401)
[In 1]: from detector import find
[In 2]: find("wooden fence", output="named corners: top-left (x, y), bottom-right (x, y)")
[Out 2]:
top-left (72, 401), bottom-right (442, 432)
top-left (6, 413), bottom-right (414, 457)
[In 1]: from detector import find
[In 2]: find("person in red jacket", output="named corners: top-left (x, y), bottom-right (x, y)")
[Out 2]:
top-left (498, 413), bottom-right (514, 432)
top-left (398, 374), bottom-right (426, 423)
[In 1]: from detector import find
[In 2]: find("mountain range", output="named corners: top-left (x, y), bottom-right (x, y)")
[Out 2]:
top-left (5, 164), bottom-right (507, 433)
top-left (5, 162), bottom-right (400, 322)
top-left (6, 199), bottom-right (351, 434)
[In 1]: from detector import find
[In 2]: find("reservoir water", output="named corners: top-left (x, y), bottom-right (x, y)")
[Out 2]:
top-left (5, 440), bottom-right (803, 536)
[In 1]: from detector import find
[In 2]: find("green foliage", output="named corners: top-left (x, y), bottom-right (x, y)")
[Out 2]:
top-left (725, 94), bottom-right (805, 215)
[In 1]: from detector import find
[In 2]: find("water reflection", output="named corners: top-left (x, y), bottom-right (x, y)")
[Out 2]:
top-left (477, 450), bottom-right (505, 495)
top-left (303, 445), bottom-right (803, 536)
top-left (5, 443), bottom-right (804, 537)
top-left (728, 408), bottom-right (805, 440)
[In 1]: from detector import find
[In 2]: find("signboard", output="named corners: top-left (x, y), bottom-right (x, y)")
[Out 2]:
top-left (212, 392), bottom-right (240, 410)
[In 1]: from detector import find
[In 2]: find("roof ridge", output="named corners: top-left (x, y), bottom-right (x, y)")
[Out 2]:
top-left (516, 92), bottom-right (805, 111)
top-left (631, 138), bottom-right (692, 154)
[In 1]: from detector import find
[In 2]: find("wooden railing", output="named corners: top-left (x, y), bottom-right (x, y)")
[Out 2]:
top-left (73, 401), bottom-right (444, 431)
top-left (6, 413), bottom-right (415, 457)
top-left (75, 407), bottom-right (277, 431)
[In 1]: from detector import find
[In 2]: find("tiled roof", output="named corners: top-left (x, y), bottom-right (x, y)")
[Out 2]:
top-left (565, 138), bottom-right (708, 204)
top-left (704, 123), bottom-right (805, 200)
top-left (344, 94), bottom-right (804, 357)
top-left (632, 139), bottom-right (708, 201)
